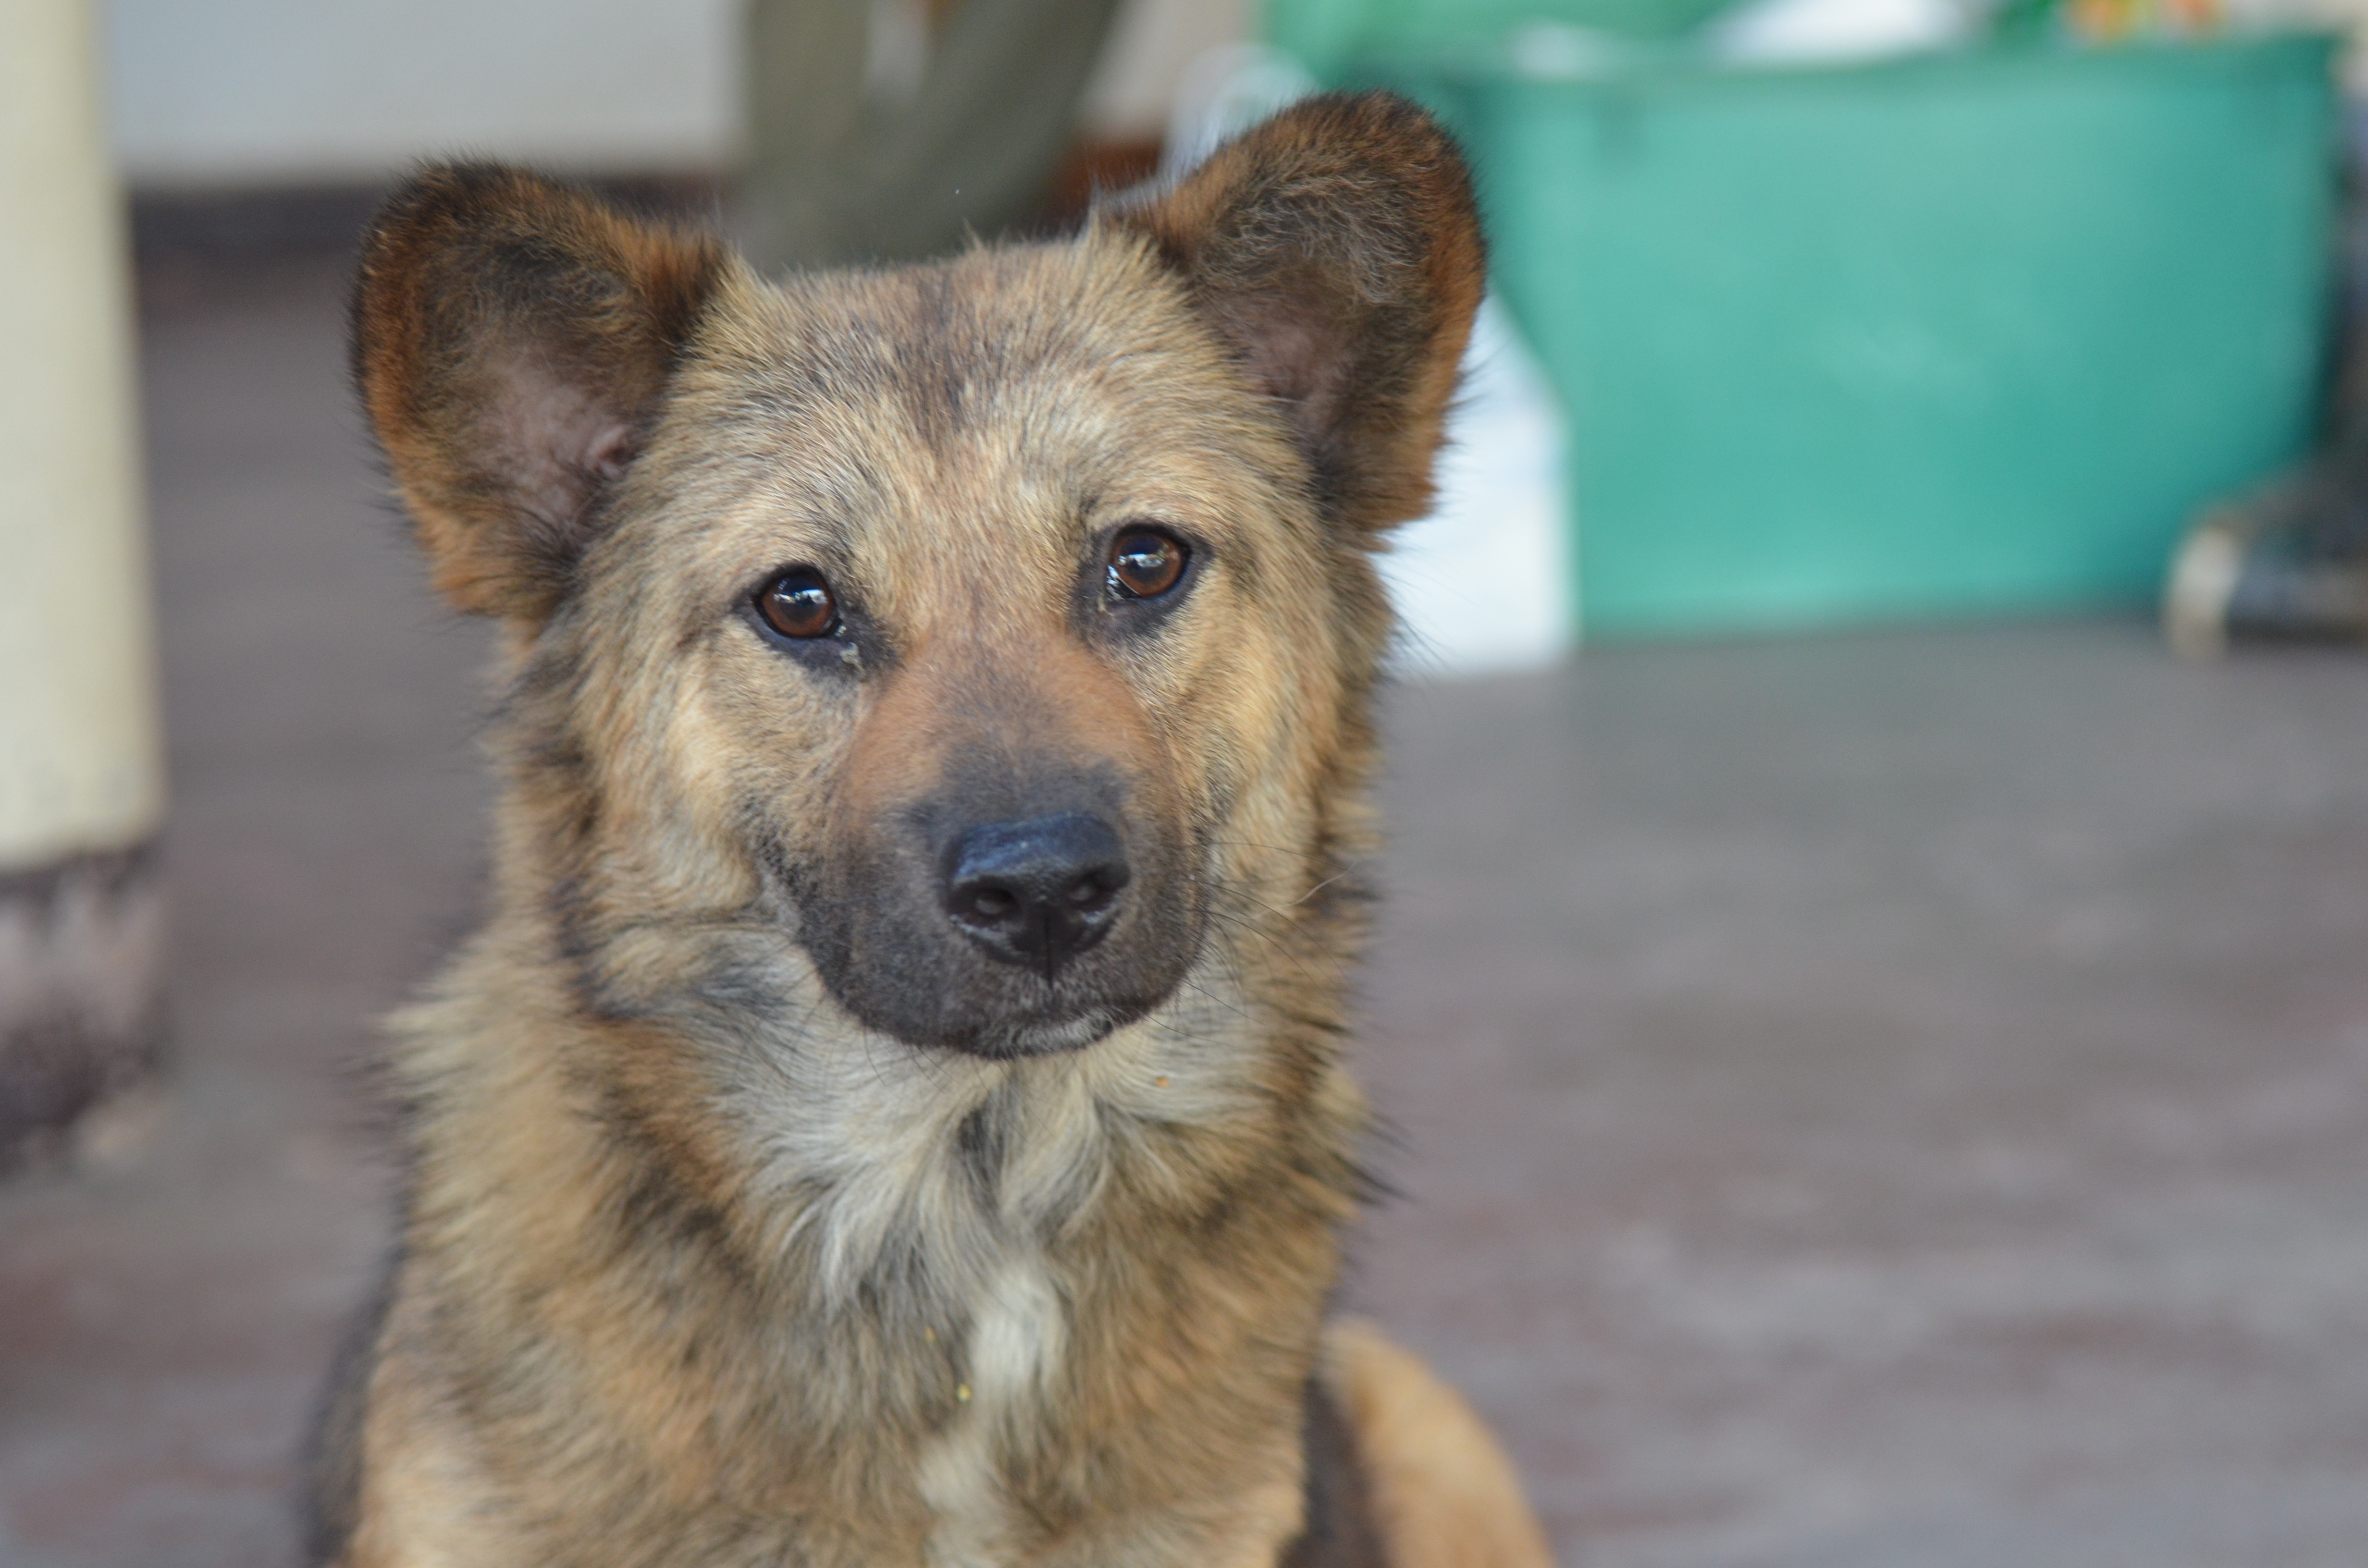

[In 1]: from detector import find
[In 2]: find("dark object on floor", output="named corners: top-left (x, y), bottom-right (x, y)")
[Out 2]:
top-left (2165, 440), bottom-right (2368, 656)
top-left (0, 845), bottom-right (167, 1173)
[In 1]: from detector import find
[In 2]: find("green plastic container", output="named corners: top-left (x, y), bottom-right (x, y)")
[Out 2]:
top-left (1272, 0), bottom-right (1739, 72)
top-left (1326, 31), bottom-right (2341, 637)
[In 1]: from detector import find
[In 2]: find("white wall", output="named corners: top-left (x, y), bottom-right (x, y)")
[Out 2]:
top-left (106, 0), bottom-right (746, 185)
top-left (103, 0), bottom-right (1246, 188)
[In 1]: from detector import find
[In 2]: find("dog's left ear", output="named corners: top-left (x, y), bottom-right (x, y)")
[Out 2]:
top-left (1116, 92), bottom-right (1485, 536)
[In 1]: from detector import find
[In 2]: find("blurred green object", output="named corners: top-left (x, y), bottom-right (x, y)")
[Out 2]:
top-left (1271, 0), bottom-right (1739, 76)
top-left (1989, 0), bottom-right (2066, 43)
top-left (1310, 29), bottom-right (2341, 637)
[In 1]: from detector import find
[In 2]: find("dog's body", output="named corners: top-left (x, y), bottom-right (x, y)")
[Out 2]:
top-left (312, 95), bottom-right (1550, 1568)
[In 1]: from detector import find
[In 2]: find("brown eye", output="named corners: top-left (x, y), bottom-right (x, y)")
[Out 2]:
top-left (757, 568), bottom-right (838, 638)
top-left (1108, 529), bottom-right (1187, 600)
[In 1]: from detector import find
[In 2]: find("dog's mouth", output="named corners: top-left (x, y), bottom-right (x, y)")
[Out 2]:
top-left (939, 998), bottom-right (1145, 1061)
top-left (801, 925), bottom-right (1191, 1061)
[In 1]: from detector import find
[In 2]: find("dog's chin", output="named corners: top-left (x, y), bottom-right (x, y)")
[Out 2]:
top-left (813, 959), bottom-right (1171, 1061)
top-left (941, 1007), bottom-right (1130, 1061)
top-left (859, 986), bottom-right (1162, 1061)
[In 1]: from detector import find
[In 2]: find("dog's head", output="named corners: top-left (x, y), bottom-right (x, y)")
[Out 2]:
top-left (353, 95), bottom-right (1481, 1060)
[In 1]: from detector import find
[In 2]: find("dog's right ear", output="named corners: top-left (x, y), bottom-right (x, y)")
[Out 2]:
top-left (1113, 93), bottom-right (1484, 541)
top-left (351, 164), bottom-right (728, 623)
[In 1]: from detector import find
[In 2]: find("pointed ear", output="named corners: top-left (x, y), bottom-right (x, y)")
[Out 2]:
top-left (350, 164), bottom-right (729, 621)
top-left (1115, 93), bottom-right (1485, 537)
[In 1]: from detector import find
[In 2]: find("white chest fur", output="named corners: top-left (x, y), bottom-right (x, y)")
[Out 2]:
top-left (917, 1253), bottom-right (1067, 1567)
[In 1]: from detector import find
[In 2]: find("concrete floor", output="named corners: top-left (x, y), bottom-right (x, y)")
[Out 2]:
top-left (5, 246), bottom-right (2368, 1568)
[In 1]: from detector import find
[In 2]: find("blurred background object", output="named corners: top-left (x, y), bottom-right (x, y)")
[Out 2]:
top-left (1, 0), bottom-right (169, 1172)
top-left (1289, 0), bottom-right (2341, 640)
top-left (2164, 433), bottom-right (2368, 651)
top-left (2159, 53), bottom-right (2368, 655)
top-left (739, 0), bottom-right (1127, 268)
top-left (1706, 0), bottom-right (1976, 64)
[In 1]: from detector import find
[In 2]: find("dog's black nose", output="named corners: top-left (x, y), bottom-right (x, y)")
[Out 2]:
top-left (942, 812), bottom-right (1130, 976)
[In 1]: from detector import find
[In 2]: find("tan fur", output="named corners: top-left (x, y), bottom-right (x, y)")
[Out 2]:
top-left (1323, 1322), bottom-right (1557, 1568)
top-left (319, 94), bottom-right (1545, 1568)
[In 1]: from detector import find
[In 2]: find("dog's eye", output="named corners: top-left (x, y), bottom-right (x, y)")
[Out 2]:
top-left (1108, 530), bottom-right (1187, 600)
top-left (756, 568), bottom-right (839, 638)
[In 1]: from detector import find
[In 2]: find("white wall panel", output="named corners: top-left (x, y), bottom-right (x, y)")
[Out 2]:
top-left (105, 0), bottom-right (743, 185)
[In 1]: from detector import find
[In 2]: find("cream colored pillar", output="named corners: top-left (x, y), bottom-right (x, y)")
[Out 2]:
top-left (0, 0), bottom-right (168, 1168)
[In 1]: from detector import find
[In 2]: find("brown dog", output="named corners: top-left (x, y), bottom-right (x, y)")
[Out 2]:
top-left (308, 92), bottom-right (1552, 1568)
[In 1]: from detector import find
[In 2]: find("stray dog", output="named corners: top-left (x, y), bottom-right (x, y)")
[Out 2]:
top-left (308, 92), bottom-right (1552, 1568)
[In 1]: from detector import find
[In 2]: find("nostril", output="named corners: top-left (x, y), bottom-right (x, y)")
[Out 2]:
top-left (940, 812), bottom-right (1131, 971)
top-left (958, 885), bottom-right (1019, 924)
top-left (1063, 866), bottom-right (1127, 913)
